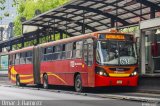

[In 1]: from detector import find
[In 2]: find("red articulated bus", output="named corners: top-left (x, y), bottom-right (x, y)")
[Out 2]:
top-left (8, 30), bottom-right (138, 92)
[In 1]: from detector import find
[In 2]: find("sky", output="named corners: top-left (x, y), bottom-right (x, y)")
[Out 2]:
top-left (0, 0), bottom-right (17, 25)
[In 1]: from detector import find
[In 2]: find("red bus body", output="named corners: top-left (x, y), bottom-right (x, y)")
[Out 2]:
top-left (8, 46), bottom-right (34, 84)
top-left (8, 30), bottom-right (138, 89)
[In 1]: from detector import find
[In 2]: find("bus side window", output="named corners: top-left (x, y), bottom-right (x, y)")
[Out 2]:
top-left (73, 42), bottom-right (76, 58)
top-left (62, 44), bottom-right (66, 59)
top-left (52, 46), bottom-right (56, 60)
top-left (26, 51), bottom-right (32, 64)
top-left (15, 53), bottom-right (20, 65)
top-left (53, 46), bottom-right (55, 53)
top-left (44, 48), bottom-right (47, 54)
top-left (83, 44), bottom-right (88, 64)
top-left (41, 48), bottom-right (44, 61)
top-left (46, 46), bottom-right (53, 54)
top-left (20, 52), bottom-right (26, 64)
top-left (16, 53), bottom-right (20, 59)
top-left (56, 45), bottom-right (62, 52)
top-left (88, 43), bottom-right (94, 66)
top-left (76, 41), bottom-right (83, 58)
top-left (53, 46), bottom-right (59, 60)
top-left (65, 43), bottom-right (73, 59)
top-left (83, 38), bottom-right (94, 66)
top-left (46, 46), bottom-right (53, 61)
top-left (43, 48), bottom-right (47, 61)
top-left (55, 45), bottom-right (62, 60)
top-left (12, 54), bottom-right (15, 65)
top-left (9, 54), bottom-right (13, 65)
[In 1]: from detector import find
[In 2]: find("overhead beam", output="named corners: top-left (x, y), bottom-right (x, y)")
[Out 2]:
top-left (53, 11), bottom-right (109, 27)
top-left (31, 20), bottom-right (84, 33)
top-left (41, 15), bottom-right (97, 32)
top-left (64, 5), bottom-right (130, 26)
top-left (23, 24), bottom-right (76, 37)
top-left (55, 28), bottom-right (76, 37)
top-left (86, 0), bottom-right (145, 20)
top-left (0, 27), bottom-right (76, 50)
top-left (23, 23), bottom-right (80, 36)
top-left (136, 0), bottom-right (160, 11)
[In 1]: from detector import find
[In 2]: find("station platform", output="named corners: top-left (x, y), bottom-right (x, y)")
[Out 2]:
top-left (138, 74), bottom-right (160, 93)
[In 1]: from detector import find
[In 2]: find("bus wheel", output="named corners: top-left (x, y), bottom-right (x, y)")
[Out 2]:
top-left (16, 75), bottom-right (21, 86)
top-left (43, 74), bottom-right (49, 89)
top-left (74, 74), bottom-right (83, 92)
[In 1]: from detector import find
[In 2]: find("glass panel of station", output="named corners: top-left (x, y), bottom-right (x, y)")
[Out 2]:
top-left (144, 29), bottom-right (160, 73)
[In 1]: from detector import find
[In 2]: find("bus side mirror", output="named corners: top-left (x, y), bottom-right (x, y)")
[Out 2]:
top-left (151, 42), bottom-right (158, 57)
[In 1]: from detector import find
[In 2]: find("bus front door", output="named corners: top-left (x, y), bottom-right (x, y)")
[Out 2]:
top-left (83, 41), bottom-right (94, 87)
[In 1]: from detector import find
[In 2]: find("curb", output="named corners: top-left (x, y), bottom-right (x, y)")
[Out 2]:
top-left (86, 93), bottom-right (160, 103)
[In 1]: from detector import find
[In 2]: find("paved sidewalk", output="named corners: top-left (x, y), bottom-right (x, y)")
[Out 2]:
top-left (0, 71), bottom-right (12, 86)
top-left (0, 71), bottom-right (8, 77)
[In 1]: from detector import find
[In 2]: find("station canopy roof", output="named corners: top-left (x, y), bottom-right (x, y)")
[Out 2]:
top-left (1, 0), bottom-right (160, 49)
top-left (22, 0), bottom-right (160, 36)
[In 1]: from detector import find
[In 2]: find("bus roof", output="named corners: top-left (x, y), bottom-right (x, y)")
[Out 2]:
top-left (9, 46), bottom-right (34, 54)
top-left (38, 34), bottom-right (96, 48)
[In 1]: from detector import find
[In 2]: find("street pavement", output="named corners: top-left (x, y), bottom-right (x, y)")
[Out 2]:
top-left (0, 75), bottom-right (159, 106)
top-left (0, 85), bottom-right (153, 106)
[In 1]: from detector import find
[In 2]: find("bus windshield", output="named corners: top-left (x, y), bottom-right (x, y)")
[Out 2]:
top-left (96, 40), bottom-right (137, 65)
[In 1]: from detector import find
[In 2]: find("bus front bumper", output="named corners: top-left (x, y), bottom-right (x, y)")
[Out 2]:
top-left (95, 75), bottom-right (138, 87)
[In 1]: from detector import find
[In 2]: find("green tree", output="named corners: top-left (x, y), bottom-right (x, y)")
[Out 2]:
top-left (13, 0), bottom-right (69, 36)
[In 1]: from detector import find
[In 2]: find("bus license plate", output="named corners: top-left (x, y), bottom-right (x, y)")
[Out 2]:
top-left (117, 80), bottom-right (122, 84)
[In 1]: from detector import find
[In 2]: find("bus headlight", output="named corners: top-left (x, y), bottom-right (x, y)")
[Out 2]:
top-left (95, 67), bottom-right (108, 76)
top-left (130, 71), bottom-right (137, 76)
top-left (130, 68), bottom-right (138, 77)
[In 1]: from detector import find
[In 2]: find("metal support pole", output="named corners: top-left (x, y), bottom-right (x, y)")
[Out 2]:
top-left (36, 27), bottom-right (40, 45)
top-left (115, 0), bottom-right (118, 29)
top-left (0, 30), bottom-right (2, 41)
top-left (149, 8), bottom-right (155, 73)
top-left (140, 2), bottom-right (142, 21)
top-left (82, 10), bottom-right (85, 34)
top-left (21, 37), bottom-right (24, 48)
top-left (111, 19), bottom-right (115, 28)
top-left (148, 31), bottom-right (155, 73)
top-left (150, 8), bottom-right (155, 19)
top-left (52, 28), bottom-right (54, 41)
top-left (10, 44), bottom-right (12, 51)
top-left (36, 35), bottom-right (39, 45)
top-left (48, 22), bottom-right (52, 41)
top-left (140, 30), bottom-right (146, 74)
top-left (66, 14), bottom-right (68, 38)
top-left (49, 31), bottom-right (52, 41)
top-left (60, 31), bottom-right (63, 39)
top-left (54, 19), bottom-right (56, 41)
top-left (22, 25), bottom-right (24, 36)
top-left (0, 27), bottom-right (4, 41)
